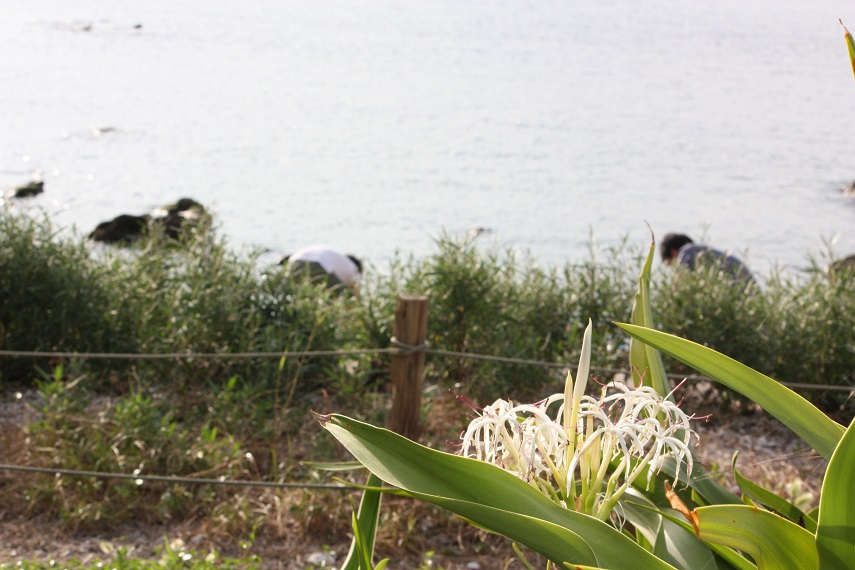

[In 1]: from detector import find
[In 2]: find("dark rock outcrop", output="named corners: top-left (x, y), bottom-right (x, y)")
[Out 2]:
top-left (88, 214), bottom-right (151, 244)
top-left (828, 254), bottom-right (855, 277)
top-left (152, 198), bottom-right (208, 239)
top-left (163, 198), bottom-right (204, 215)
top-left (12, 180), bottom-right (44, 198)
top-left (88, 198), bottom-right (209, 245)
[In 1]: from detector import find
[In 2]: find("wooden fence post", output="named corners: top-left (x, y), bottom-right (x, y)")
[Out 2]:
top-left (387, 295), bottom-right (429, 440)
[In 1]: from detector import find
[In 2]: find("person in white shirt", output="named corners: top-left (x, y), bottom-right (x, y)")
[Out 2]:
top-left (280, 245), bottom-right (362, 290)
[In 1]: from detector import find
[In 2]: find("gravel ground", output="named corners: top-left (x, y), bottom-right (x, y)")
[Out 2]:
top-left (0, 384), bottom-right (830, 569)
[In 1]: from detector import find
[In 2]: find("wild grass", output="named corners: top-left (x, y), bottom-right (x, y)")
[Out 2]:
top-left (1, 205), bottom-right (852, 557)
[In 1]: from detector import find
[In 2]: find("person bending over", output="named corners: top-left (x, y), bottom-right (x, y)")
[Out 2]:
top-left (281, 245), bottom-right (362, 291)
top-left (660, 233), bottom-right (757, 289)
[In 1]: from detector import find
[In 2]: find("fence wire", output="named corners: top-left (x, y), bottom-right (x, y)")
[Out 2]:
top-left (1, 340), bottom-right (851, 492)
top-left (1, 345), bottom-right (852, 392)
top-left (0, 464), bottom-right (351, 491)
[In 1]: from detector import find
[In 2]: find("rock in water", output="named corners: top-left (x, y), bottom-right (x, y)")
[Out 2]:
top-left (12, 180), bottom-right (44, 198)
top-left (88, 214), bottom-right (151, 244)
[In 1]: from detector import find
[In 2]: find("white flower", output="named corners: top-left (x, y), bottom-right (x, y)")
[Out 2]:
top-left (459, 320), bottom-right (699, 520)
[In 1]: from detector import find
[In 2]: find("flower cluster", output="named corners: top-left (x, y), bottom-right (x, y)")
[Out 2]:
top-left (459, 321), bottom-right (698, 521)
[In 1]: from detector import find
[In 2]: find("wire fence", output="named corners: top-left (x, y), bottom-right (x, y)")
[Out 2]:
top-left (1, 344), bottom-right (853, 392)
top-left (0, 464), bottom-right (350, 491)
top-left (0, 340), bottom-right (851, 491)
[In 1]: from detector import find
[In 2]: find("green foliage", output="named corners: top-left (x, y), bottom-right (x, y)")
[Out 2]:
top-left (655, 263), bottom-right (855, 415)
top-left (0, 207), bottom-right (363, 400)
top-left (320, 239), bottom-right (855, 569)
top-left (362, 233), bottom-right (639, 402)
top-left (3, 206), bottom-right (855, 565)
top-left (101, 224), bottom-right (360, 396)
top-left (0, 210), bottom-right (136, 384)
top-left (340, 473), bottom-right (385, 570)
top-left (2, 207), bottom-right (851, 416)
top-left (23, 372), bottom-right (258, 529)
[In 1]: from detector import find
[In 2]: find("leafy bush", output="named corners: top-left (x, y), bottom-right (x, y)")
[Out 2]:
top-left (23, 370), bottom-right (256, 528)
top-left (654, 262), bottom-right (855, 416)
top-left (0, 207), bottom-right (365, 400)
top-left (2, 206), bottom-right (851, 414)
top-left (361, 234), bottom-right (640, 402)
top-left (0, 210), bottom-right (135, 385)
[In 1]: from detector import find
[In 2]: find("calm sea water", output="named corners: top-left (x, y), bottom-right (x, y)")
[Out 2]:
top-left (2, 0), bottom-right (854, 275)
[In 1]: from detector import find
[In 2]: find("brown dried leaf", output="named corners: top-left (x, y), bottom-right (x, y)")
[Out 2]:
top-left (665, 480), bottom-right (700, 538)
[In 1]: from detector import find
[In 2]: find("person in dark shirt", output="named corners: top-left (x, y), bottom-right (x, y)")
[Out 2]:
top-left (660, 233), bottom-right (757, 289)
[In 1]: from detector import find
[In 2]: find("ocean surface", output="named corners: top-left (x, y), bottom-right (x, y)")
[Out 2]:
top-left (2, 0), bottom-right (855, 275)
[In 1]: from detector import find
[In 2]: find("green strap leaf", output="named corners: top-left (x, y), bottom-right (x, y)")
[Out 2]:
top-left (840, 20), bottom-right (855, 80)
top-left (303, 460), bottom-right (366, 471)
top-left (627, 241), bottom-right (739, 508)
top-left (653, 508), bottom-right (758, 570)
top-left (695, 505), bottom-right (818, 570)
top-left (614, 324), bottom-right (845, 461)
top-left (629, 239), bottom-right (669, 396)
top-left (340, 472), bottom-right (383, 570)
top-left (405, 491), bottom-right (599, 567)
top-left (816, 418), bottom-right (855, 569)
top-left (622, 492), bottom-right (718, 570)
top-left (319, 413), bottom-right (677, 570)
top-left (731, 452), bottom-right (815, 532)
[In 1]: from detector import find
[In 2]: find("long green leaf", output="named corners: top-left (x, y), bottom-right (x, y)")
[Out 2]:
top-left (627, 244), bottom-right (739, 507)
top-left (653, 509), bottom-right (758, 570)
top-left (341, 472), bottom-right (383, 570)
top-left (350, 508), bottom-right (371, 569)
top-left (303, 460), bottom-right (365, 471)
top-left (695, 505), bottom-right (818, 570)
top-left (841, 20), bottom-right (855, 80)
top-left (621, 492), bottom-right (718, 570)
top-left (629, 239), bottom-right (669, 396)
top-left (816, 418), bottom-right (855, 569)
top-left (319, 413), bottom-right (676, 569)
top-left (403, 492), bottom-right (599, 566)
top-left (614, 324), bottom-right (845, 460)
top-left (731, 452), bottom-right (815, 531)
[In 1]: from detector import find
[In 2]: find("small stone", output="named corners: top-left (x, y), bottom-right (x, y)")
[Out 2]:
top-left (305, 550), bottom-right (336, 566)
top-left (12, 180), bottom-right (43, 198)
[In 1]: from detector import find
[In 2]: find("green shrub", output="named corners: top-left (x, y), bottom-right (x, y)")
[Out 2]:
top-left (654, 262), bottom-right (855, 417)
top-left (0, 207), bottom-right (365, 399)
top-left (0, 210), bottom-right (136, 386)
top-left (23, 370), bottom-right (258, 528)
top-left (1, 206), bottom-right (851, 415)
top-left (363, 234), bottom-right (641, 402)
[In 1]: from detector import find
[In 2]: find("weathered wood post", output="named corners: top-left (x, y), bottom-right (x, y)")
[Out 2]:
top-left (387, 295), bottom-right (429, 440)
